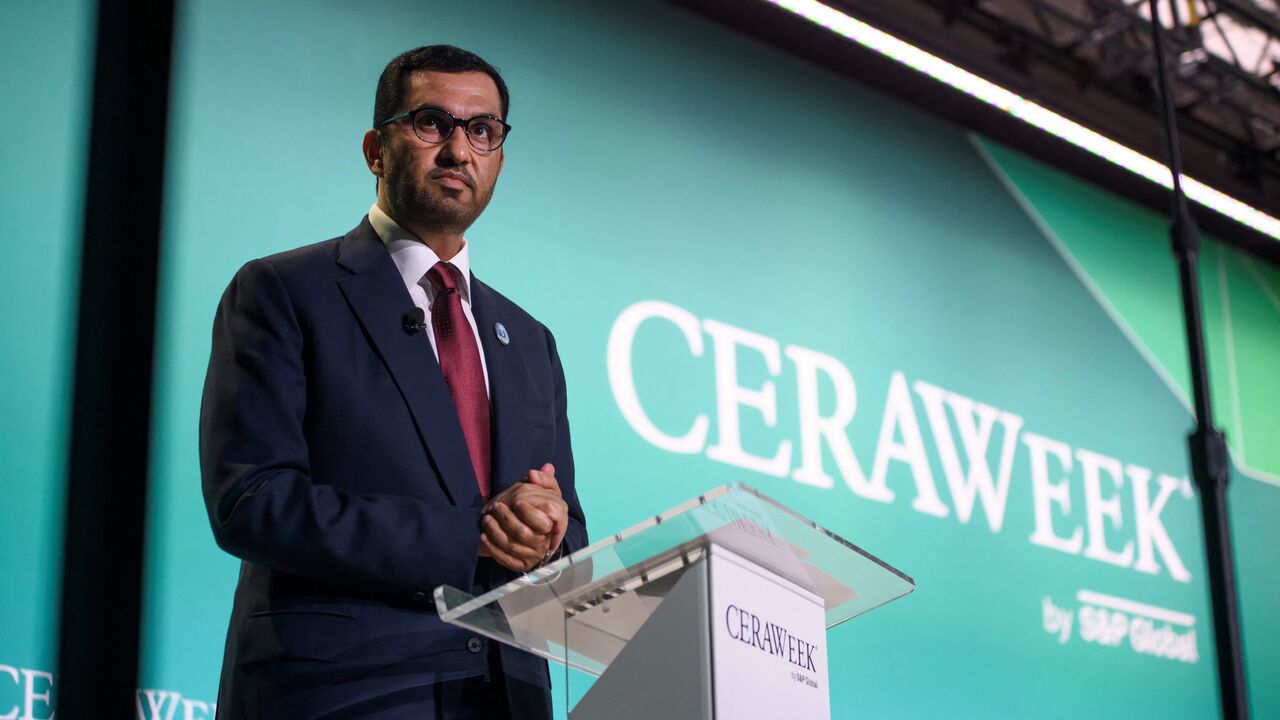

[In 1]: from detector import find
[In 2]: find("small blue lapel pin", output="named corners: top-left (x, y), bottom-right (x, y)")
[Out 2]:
top-left (494, 322), bottom-right (510, 346)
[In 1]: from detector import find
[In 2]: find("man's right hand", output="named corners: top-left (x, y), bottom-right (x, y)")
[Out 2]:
top-left (478, 464), bottom-right (569, 572)
top-left (478, 501), bottom-right (552, 571)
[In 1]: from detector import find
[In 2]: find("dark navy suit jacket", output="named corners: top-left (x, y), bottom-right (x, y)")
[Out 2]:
top-left (199, 217), bottom-right (588, 718)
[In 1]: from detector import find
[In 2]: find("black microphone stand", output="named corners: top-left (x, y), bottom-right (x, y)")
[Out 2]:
top-left (1145, 1), bottom-right (1248, 717)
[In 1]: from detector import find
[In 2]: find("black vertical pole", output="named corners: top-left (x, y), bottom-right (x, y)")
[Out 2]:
top-left (56, 0), bottom-right (175, 716)
top-left (1145, 2), bottom-right (1248, 718)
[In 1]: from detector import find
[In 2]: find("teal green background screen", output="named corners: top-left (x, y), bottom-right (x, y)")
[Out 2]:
top-left (2, 1), bottom-right (1278, 718)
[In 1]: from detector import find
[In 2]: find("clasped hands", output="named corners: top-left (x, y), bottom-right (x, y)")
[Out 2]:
top-left (478, 463), bottom-right (569, 573)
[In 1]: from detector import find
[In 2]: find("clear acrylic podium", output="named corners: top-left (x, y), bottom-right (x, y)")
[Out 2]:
top-left (435, 483), bottom-right (914, 719)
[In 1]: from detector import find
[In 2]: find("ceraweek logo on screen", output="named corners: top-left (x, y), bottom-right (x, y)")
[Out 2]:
top-left (607, 300), bottom-right (1202, 663)
top-left (0, 662), bottom-right (215, 720)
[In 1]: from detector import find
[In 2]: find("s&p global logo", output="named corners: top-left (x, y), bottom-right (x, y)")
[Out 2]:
top-left (725, 603), bottom-right (819, 676)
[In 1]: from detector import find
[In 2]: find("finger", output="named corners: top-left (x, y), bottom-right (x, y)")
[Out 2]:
top-left (523, 531), bottom-right (551, 560)
top-left (512, 494), bottom-right (567, 540)
top-left (482, 484), bottom-right (518, 514)
top-left (493, 529), bottom-right (545, 566)
top-left (541, 496), bottom-right (567, 523)
top-left (530, 495), bottom-right (567, 530)
top-left (495, 506), bottom-right (553, 564)
top-left (492, 496), bottom-right (552, 536)
top-left (549, 519), bottom-right (568, 554)
top-left (480, 533), bottom-right (529, 572)
top-left (501, 483), bottom-right (556, 507)
top-left (482, 528), bottom-right (542, 567)
top-left (492, 503), bottom-right (541, 547)
top-left (507, 483), bottom-right (557, 503)
top-left (480, 533), bottom-right (512, 565)
top-left (482, 513), bottom-right (511, 549)
top-left (513, 500), bottom-right (554, 534)
top-left (544, 498), bottom-right (569, 550)
top-left (525, 469), bottom-right (562, 494)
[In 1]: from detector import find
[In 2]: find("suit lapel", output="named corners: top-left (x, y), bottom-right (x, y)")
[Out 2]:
top-left (335, 219), bottom-right (482, 507)
top-left (470, 276), bottom-right (536, 498)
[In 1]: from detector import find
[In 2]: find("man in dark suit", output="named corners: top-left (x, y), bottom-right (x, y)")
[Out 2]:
top-left (200, 45), bottom-right (588, 719)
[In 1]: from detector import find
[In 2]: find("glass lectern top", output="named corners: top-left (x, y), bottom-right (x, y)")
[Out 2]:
top-left (435, 483), bottom-right (914, 674)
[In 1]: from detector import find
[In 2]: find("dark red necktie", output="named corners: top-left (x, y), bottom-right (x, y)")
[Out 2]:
top-left (423, 262), bottom-right (491, 499)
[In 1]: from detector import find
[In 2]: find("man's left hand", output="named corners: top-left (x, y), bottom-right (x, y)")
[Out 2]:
top-left (480, 463), bottom-right (569, 571)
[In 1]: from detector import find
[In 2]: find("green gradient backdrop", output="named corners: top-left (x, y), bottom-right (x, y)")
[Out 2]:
top-left (2, 0), bottom-right (1278, 718)
top-left (0, 0), bottom-right (92, 686)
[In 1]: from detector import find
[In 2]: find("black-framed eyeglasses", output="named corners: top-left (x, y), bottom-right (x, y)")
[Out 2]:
top-left (378, 106), bottom-right (511, 152)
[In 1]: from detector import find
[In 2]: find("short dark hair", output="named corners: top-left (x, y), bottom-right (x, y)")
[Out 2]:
top-left (373, 45), bottom-right (510, 128)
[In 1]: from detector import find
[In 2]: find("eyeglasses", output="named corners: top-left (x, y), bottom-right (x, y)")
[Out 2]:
top-left (378, 106), bottom-right (511, 152)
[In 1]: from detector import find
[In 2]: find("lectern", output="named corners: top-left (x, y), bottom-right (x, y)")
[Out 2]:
top-left (435, 483), bottom-right (914, 719)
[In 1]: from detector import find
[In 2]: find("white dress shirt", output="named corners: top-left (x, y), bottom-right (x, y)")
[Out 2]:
top-left (368, 203), bottom-right (490, 396)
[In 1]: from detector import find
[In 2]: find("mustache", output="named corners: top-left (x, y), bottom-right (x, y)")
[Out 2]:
top-left (427, 168), bottom-right (475, 188)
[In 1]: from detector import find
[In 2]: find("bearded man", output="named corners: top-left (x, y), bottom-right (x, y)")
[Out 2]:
top-left (200, 44), bottom-right (587, 720)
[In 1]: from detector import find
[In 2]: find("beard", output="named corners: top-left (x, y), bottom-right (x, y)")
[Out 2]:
top-left (384, 160), bottom-right (494, 235)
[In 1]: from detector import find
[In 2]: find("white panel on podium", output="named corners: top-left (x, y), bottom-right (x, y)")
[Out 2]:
top-left (709, 545), bottom-right (829, 719)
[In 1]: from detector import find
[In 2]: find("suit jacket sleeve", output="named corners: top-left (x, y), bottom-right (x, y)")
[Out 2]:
top-left (199, 258), bottom-right (482, 599)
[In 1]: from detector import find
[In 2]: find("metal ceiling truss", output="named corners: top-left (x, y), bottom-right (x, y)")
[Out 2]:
top-left (841, 0), bottom-right (1280, 205)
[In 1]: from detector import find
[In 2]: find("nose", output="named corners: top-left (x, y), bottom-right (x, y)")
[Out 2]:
top-left (436, 123), bottom-right (471, 165)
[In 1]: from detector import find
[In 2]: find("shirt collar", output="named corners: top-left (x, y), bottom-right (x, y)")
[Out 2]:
top-left (368, 203), bottom-right (473, 302)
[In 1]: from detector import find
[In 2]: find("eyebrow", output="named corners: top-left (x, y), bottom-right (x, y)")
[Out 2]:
top-left (409, 103), bottom-right (502, 119)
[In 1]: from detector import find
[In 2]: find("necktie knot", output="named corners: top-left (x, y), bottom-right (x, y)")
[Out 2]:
top-left (424, 261), bottom-right (462, 296)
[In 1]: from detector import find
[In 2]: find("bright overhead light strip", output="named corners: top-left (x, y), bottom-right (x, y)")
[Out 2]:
top-left (764, 0), bottom-right (1280, 241)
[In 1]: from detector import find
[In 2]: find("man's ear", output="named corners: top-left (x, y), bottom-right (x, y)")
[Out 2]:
top-left (362, 128), bottom-right (385, 178)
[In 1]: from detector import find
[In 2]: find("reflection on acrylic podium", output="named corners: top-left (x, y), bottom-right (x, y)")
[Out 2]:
top-left (435, 483), bottom-right (914, 719)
